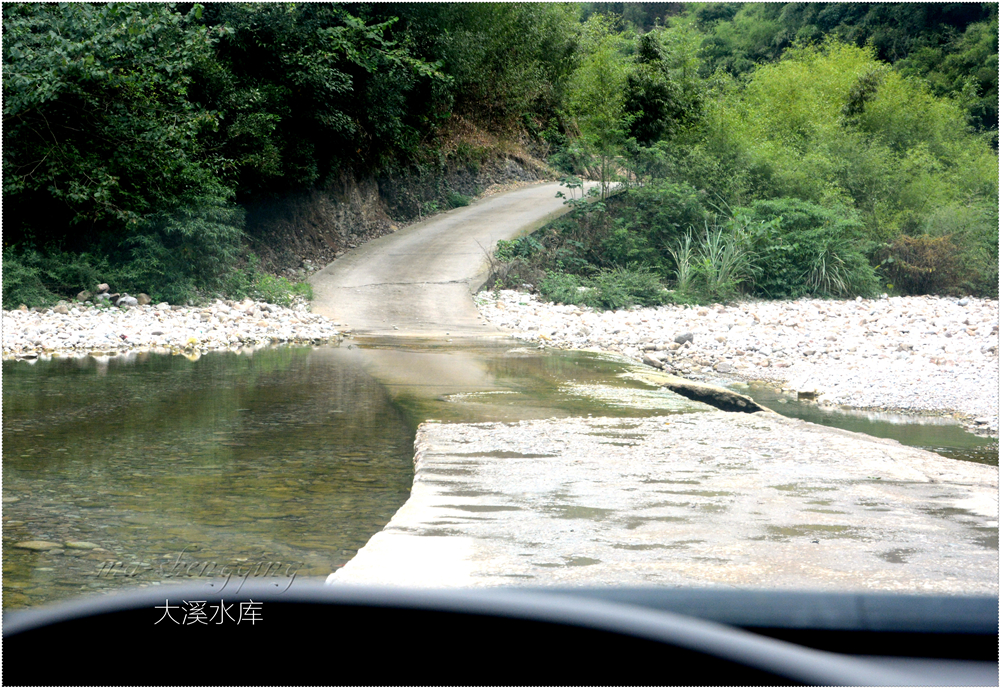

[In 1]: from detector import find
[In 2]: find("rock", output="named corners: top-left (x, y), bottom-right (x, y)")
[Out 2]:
top-left (137, 293), bottom-right (151, 306)
top-left (958, 297), bottom-right (970, 306)
top-left (642, 353), bottom-right (664, 369)
top-left (53, 304), bottom-right (69, 315)
top-left (660, 376), bottom-right (771, 413)
top-left (14, 540), bottom-right (62, 551)
top-left (117, 295), bottom-right (138, 307)
top-left (76, 290), bottom-right (92, 302)
top-left (674, 332), bottom-right (694, 345)
top-left (96, 283), bottom-right (110, 293)
top-left (63, 541), bottom-right (100, 550)
top-left (714, 362), bottom-right (734, 373)
top-left (156, 302), bottom-right (170, 311)
top-left (18, 304), bottom-right (28, 311)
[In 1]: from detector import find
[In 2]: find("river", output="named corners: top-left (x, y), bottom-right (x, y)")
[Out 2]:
top-left (3, 339), bottom-right (995, 609)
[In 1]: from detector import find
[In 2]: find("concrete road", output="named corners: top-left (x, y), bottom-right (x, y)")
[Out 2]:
top-left (332, 414), bottom-right (999, 591)
top-left (309, 182), bottom-right (580, 338)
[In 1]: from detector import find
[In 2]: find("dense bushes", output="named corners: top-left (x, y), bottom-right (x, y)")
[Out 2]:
top-left (4, 4), bottom-right (996, 309)
top-left (737, 199), bottom-right (879, 299)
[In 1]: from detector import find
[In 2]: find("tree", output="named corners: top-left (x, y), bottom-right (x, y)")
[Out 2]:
top-left (565, 15), bottom-right (633, 199)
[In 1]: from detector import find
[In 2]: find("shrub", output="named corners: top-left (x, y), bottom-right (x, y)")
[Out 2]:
top-left (589, 265), bottom-right (666, 309)
top-left (538, 266), bottom-right (666, 310)
top-left (2, 249), bottom-right (54, 309)
top-left (739, 198), bottom-right (880, 298)
top-left (920, 203), bottom-right (998, 298)
top-left (878, 235), bottom-right (961, 296)
top-left (694, 219), bottom-right (756, 299)
top-left (1, 248), bottom-right (118, 309)
top-left (447, 191), bottom-right (472, 208)
top-left (599, 180), bottom-right (709, 270)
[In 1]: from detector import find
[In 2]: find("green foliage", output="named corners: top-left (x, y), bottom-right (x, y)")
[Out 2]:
top-left (1, 247), bottom-right (116, 309)
top-left (223, 253), bottom-right (313, 307)
top-left (495, 236), bottom-right (543, 263)
top-left (538, 265), bottom-right (666, 310)
top-left (598, 180), bottom-right (708, 269)
top-left (624, 29), bottom-right (704, 145)
top-left (253, 274), bottom-right (313, 308)
top-left (3, 3), bottom-right (228, 248)
top-left (565, 14), bottom-right (634, 199)
top-left (692, 3), bottom-right (998, 137)
top-left (928, 203), bottom-right (998, 298)
top-left (693, 218), bottom-right (756, 300)
top-left (446, 191), bottom-right (471, 208)
top-left (667, 231), bottom-right (695, 292)
top-left (386, 3), bottom-right (580, 128)
top-left (738, 198), bottom-right (880, 298)
top-left (200, 4), bottom-right (447, 193)
top-left (538, 271), bottom-right (587, 304)
top-left (707, 41), bottom-right (998, 241)
top-left (2, 249), bottom-right (57, 309)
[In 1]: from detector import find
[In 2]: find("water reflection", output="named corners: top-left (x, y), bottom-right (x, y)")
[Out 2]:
top-left (728, 381), bottom-right (997, 465)
top-left (1, 342), bottom-right (697, 609)
top-left (3, 347), bottom-right (414, 609)
top-left (4, 341), bottom-right (994, 608)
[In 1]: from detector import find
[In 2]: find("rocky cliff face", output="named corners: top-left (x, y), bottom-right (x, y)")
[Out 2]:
top-left (244, 154), bottom-right (552, 275)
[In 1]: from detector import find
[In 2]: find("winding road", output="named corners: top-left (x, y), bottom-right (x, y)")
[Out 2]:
top-left (309, 181), bottom-right (579, 337)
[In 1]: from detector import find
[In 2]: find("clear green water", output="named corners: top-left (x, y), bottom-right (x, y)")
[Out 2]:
top-left (1, 342), bottom-right (696, 609)
top-left (729, 381), bottom-right (997, 466)
top-left (3, 341), bottom-right (994, 609)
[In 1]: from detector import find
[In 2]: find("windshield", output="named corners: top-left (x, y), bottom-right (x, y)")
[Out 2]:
top-left (3, 1), bottom-right (997, 623)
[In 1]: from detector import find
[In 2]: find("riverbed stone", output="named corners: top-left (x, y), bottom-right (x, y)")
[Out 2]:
top-left (476, 291), bottom-right (998, 432)
top-left (63, 541), bottom-right (100, 550)
top-left (3, 296), bottom-right (340, 358)
top-left (14, 540), bottom-right (63, 551)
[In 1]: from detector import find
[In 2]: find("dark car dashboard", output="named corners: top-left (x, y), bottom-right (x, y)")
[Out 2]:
top-left (4, 583), bottom-right (997, 686)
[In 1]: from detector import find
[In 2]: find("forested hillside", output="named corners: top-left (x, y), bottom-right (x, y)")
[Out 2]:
top-left (4, 3), bottom-right (997, 308)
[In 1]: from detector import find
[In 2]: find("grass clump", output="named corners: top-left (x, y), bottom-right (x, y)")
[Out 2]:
top-left (538, 265), bottom-right (667, 310)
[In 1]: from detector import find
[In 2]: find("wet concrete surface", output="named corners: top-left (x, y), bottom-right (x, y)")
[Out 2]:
top-left (330, 413), bottom-right (997, 592)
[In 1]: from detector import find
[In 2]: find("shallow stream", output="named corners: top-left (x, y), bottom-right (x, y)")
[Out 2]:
top-left (3, 340), bottom-right (995, 609)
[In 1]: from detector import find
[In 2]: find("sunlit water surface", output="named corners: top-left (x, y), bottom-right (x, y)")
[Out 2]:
top-left (3, 341), bottom-right (994, 608)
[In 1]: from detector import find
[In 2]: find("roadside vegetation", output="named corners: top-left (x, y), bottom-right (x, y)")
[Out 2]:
top-left (4, 3), bottom-right (997, 309)
top-left (488, 3), bottom-right (998, 308)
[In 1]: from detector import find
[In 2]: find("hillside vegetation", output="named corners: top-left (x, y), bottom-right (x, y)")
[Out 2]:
top-left (4, 3), bottom-right (997, 309)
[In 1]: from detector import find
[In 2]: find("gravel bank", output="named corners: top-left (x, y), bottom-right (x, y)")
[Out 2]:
top-left (2, 298), bottom-right (342, 359)
top-left (477, 291), bottom-right (999, 433)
